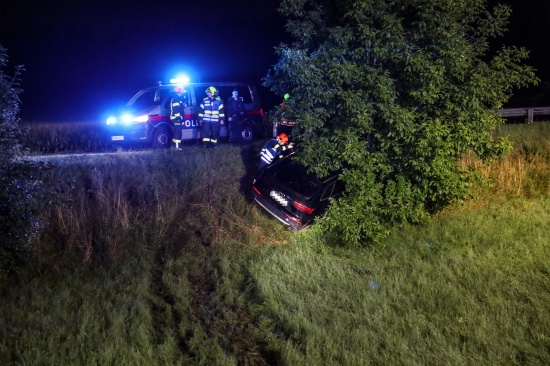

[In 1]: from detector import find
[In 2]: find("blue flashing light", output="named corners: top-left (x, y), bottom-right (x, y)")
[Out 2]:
top-left (170, 75), bottom-right (190, 85)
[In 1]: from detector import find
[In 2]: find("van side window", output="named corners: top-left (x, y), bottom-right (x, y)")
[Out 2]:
top-left (187, 87), bottom-right (198, 107)
top-left (215, 86), bottom-right (229, 102)
top-left (243, 88), bottom-right (253, 104)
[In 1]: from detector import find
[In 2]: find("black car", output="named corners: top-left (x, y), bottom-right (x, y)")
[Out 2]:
top-left (251, 155), bottom-right (343, 229)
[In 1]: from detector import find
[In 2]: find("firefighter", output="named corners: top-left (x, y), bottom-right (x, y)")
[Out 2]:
top-left (226, 88), bottom-right (245, 144)
top-left (199, 86), bottom-right (225, 148)
top-left (258, 133), bottom-right (293, 170)
top-left (170, 85), bottom-right (188, 149)
top-left (276, 93), bottom-right (295, 138)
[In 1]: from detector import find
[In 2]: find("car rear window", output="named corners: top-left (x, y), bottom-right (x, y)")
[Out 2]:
top-left (269, 160), bottom-right (320, 199)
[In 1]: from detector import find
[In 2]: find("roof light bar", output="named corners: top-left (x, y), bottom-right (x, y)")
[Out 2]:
top-left (170, 75), bottom-right (190, 85)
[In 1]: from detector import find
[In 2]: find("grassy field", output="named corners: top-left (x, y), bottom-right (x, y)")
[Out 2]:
top-left (1, 121), bottom-right (549, 365)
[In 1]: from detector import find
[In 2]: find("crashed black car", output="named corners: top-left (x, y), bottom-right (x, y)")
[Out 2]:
top-left (251, 154), bottom-right (343, 229)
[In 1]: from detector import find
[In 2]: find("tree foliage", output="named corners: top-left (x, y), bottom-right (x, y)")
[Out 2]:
top-left (0, 45), bottom-right (45, 276)
top-left (263, 0), bottom-right (538, 245)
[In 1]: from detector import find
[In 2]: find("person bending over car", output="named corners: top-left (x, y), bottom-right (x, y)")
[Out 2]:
top-left (258, 133), bottom-right (293, 170)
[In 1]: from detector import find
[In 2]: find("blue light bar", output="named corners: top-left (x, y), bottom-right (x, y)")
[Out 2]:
top-left (170, 75), bottom-right (190, 85)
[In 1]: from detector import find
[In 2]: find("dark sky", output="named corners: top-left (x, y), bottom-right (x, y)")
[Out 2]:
top-left (0, 0), bottom-right (288, 121)
top-left (1, 0), bottom-right (549, 122)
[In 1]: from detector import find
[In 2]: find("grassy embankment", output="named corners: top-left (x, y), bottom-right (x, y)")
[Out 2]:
top-left (1, 121), bottom-right (549, 365)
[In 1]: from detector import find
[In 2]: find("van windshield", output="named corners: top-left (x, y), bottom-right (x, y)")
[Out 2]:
top-left (127, 89), bottom-right (170, 110)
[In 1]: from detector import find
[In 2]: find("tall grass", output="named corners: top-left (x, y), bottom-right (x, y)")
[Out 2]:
top-left (459, 122), bottom-right (550, 200)
top-left (1, 121), bottom-right (549, 364)
top-left (29, 144), bottom-right (284, 268)
top-left (19, 120), bottom-right (113, 154)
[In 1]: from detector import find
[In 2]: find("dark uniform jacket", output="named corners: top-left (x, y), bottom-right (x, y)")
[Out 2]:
top-left (226, 96), bottom-right (244, 118)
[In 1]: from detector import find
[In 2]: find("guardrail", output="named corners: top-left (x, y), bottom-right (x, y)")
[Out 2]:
top-left (496, 107), bottom-right (550, 123)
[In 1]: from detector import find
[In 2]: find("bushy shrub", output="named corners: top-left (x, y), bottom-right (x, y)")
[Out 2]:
top-left (0, 45), bottom-right (46, 277)
top-left (264, 0), bottom-right (538, 245)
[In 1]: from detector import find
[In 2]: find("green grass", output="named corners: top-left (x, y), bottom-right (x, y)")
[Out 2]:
top-left (252, 196), bottom-right (550, 365)
top-left (0, 258), bottom-right (162, 364)
top-left (1, 121), bottom-right (549, 364)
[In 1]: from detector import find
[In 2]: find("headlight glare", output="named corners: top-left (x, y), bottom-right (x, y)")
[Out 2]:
top-left (121, 114), bottom-right (134, 125)
top-left (133, 115), bottom-right (149, 123)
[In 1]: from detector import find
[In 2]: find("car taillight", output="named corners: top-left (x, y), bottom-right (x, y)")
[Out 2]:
top-left (252, 186), bottom-right (263, 196)
top-left (293, 201), bottom-right (314, 214)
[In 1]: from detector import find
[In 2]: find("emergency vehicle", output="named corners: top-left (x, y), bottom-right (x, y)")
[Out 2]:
top-left (105, 80), bottom-right (265, 148)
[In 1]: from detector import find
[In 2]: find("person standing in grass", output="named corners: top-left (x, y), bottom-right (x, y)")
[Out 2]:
top-left (170, 85), bottom-right (188, 150)
top-left (226, 88), bottom-right (245, 144)
top-left (199, 86), bottom-right (225, 149)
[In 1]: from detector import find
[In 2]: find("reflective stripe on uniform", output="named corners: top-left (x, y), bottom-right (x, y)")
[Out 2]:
top-left (200, 97), bottom-right (225, 123)
top-left (261, 149), bottom-right (275, 164)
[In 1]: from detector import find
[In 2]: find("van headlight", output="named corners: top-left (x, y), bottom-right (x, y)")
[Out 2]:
top-left (133, 115), bottom-right (149, 123)
top-left (121, 113), bottom-right (133, 125)
top-left (106, 114), bottom-right (149, 125)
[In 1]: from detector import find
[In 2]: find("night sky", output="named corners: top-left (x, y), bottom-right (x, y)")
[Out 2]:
top-left (1, 0), bottom-right (549, 122)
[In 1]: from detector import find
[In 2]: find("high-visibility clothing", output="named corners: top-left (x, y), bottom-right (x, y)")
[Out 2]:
top-left (258, 138), bottom-right (291, 169)
top-left (171, 92), bottom-right (188, 149)
top-left (200, 96), bottom-right (224, 147)
top-left (199, 96), bottom-right (224, 124)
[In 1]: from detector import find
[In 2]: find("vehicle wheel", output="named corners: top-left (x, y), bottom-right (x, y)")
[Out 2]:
top-left (152, 126), bottom-right (171, 149)
top-left (240, 124), bottom-right (254, 144)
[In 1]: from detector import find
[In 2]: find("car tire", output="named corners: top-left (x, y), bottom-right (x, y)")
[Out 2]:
top-left (240, 123), bottom-right (254, 144)
top-left (152, 126), bottom-right (172, 149)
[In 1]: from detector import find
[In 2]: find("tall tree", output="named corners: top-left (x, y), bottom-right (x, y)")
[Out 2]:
top-left (263, 0), bottom-right (538, 245)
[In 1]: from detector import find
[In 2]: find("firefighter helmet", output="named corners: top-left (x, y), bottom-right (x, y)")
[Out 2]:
top-left (276, 133), bottom-right (289, 144)
top-left (283, 93), bottom-right (290, 100)
top-left (206, 86), bottom-right (217, 94)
